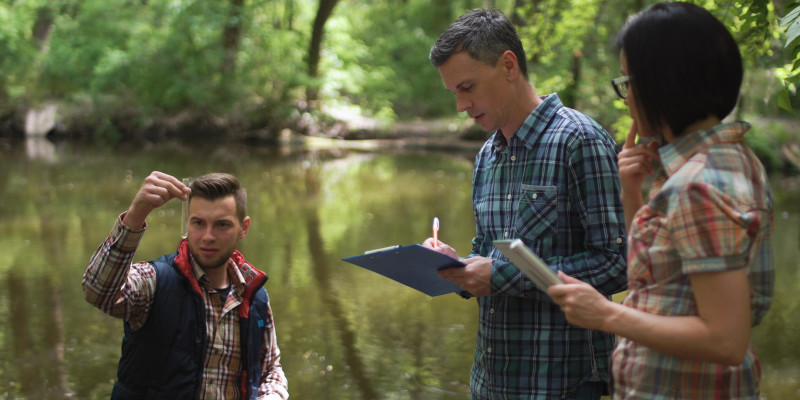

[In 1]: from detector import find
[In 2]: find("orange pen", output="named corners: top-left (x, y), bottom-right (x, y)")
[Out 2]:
top-left (433, 217), bottom-right (440, 248)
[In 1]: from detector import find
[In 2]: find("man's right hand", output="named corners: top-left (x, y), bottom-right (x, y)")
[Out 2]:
top-left (422, 237), bottom-right (459, 259)
top-left (122, 171), bottom-right (190, 230)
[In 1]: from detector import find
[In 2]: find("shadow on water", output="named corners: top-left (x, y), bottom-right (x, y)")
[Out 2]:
top-left (7, 213), bottom-right (72, 399)
top-left (0, 139), bottom-right (798, 399)
top-left (304, 165), bottom-right (379, 400)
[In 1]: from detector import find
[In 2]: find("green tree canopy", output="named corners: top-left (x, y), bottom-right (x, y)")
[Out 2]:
top-left (0, 0), bottom-right (796, 141)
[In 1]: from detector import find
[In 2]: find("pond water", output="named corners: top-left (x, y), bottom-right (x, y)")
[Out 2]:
top-left (0, 138), bottom-right (798, 399)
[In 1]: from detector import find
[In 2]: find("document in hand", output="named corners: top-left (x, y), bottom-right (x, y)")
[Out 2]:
top-left (342, 244), bottom-right (465, 297)
top-left (493, 239), bottom-right (562, 291)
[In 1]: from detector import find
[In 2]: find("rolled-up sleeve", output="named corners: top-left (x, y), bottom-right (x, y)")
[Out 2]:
top-left (82, 213), bottom-right (156, 330)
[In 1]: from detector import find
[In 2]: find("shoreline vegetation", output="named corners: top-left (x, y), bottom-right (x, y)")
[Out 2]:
top-left (1, 103), bottom-right (798, 174)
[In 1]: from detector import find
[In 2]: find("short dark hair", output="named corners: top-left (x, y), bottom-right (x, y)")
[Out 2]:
top-left (616, 2), bottom-right (742, 137)
top-left (189, 173), bottom-right (247, 222)
top-left (430, 8), bottom-right (528, 80)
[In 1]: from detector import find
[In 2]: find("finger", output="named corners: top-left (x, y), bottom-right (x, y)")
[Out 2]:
top-left (546, 284), bottom-right (566, 300)
top-left (157, 173), bottom-right (190, 200)
top-left (632, 143), bottom-right (660, 162)
top-left (557, 271), bottom-right (583, 284)
top-left (623, 120), bottom-right (638, 149)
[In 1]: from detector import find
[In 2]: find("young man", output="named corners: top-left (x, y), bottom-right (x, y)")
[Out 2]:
top-left (424, 9), bottom-right (627, 399)
top-left (83, 171), bottom-right (288, 399)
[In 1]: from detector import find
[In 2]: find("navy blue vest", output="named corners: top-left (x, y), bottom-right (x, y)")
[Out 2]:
top-left (110, 252), bottom-right (270, 400)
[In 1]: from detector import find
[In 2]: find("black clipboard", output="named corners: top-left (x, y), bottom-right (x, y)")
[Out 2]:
top-left (342, 244), bottom-right (465, 296)
top-left (493, 239), bottom-right (562, 291)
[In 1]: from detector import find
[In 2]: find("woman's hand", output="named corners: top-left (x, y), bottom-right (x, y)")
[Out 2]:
top-left (618, 121), bottom-right (660, 193)
top-left (618, 121), bottom-right (660, 230)
top-left (547, 272), bottom-right (619, 331)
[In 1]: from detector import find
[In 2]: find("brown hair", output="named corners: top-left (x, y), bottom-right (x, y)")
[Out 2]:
top-left (188, 173), bottom-right (247, 222)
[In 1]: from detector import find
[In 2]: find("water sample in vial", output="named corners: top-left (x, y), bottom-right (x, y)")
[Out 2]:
top-left (181, 177), bottom-right (191, 239)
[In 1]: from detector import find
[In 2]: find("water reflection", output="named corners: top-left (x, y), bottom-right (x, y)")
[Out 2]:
top-left (25, 137), bottom-right (57, 163)
top-left (0, 141), bottom-right (797, 399)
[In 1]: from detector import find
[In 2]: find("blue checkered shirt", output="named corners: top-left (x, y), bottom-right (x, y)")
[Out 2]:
top-left (468, 94), bottom-right (628, 399)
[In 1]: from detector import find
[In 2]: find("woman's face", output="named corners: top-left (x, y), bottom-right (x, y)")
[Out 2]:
top-left (620, 50), bottom-right (657, 139)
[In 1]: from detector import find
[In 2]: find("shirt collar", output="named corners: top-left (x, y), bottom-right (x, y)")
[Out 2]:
top-left (492, 93), bottom-right (562, 151)
top-left (190, 253), bottom-right (248, 293)
top-left (658, 122), bottom-right (750, 177)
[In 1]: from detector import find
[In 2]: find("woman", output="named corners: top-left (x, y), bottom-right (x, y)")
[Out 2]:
top-left (547, 2), bottom-right (775, 399)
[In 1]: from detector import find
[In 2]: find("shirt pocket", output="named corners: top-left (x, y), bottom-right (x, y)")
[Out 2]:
top-left (515, 185), bottom-right (557, 241)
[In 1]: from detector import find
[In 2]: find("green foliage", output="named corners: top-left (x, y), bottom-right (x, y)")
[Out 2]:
top-left (0, 3), bottom-right (39, 103)
top-left (322, 0), bottom-right (457, 120)
top-left (744, 123), bottom-right (783, 173)
top-left (0, 0), bottom-right (796, 139)
top-left (696, 0), bottom-right (800, 113)
top-left (783, 3), bottom-right (800, 48)
top-left (512, 0), bottom-right (631, 129)
top-left (778, 1), bottom-right (800, 111)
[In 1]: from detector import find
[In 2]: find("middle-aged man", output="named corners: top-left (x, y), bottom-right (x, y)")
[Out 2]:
top-left (83, 171), bottom-right (288, 399)
top-left (423, 8), bottom-right (628, 399)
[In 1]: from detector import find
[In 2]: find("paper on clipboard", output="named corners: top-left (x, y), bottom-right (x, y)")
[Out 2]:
top-left (493, 239), bottom-right (562, 291)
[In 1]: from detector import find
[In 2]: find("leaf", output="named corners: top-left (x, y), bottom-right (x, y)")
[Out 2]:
top-left (786, 71), bottom-right (800, 84)
top-left (786, 18), bottom-right (800, 48)
top-left (777, 89), bottom-right (792, 111)
top-left (779, 5), bottom-right (800, 27)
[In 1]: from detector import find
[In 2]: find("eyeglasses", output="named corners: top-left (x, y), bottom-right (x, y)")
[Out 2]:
top-left (611, 76), bottom-right (632, 99)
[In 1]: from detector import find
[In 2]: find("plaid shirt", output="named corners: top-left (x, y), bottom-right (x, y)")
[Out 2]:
top-left (469, 94), bottom-right (628, 399)
top-left (613, 122), bottom-right (774, 399)
top-left (82, 215), bottom-right (289, 400)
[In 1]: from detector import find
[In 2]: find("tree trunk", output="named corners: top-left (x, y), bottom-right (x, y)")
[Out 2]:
top-left (512, 0), bottom-right (527, 27)
top-left (307, 0), bottom-right (340, 102)
top-left (222, 0), bottom-right (245, 77)
top-left (32, 6), bottom-right (54, 48)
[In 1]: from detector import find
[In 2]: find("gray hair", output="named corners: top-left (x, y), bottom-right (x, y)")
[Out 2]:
top-left (429, 8), bottom-right (528, 80)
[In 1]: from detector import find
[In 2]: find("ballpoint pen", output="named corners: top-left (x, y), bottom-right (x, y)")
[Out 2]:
top-left (433, 217), bottom-right (439, 248)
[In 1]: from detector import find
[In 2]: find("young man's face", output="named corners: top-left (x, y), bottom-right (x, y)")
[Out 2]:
top-left (438, 51), bottom-right (514, 134)
top-left (186, 195), bottom-right (249, 270)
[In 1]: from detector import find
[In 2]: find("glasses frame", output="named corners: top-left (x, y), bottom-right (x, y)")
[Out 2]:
top-left (611, 76), bottom-right (632, 99)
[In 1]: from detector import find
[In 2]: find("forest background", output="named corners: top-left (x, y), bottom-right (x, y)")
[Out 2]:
top-left (1, 0), bottom-right (799, 170)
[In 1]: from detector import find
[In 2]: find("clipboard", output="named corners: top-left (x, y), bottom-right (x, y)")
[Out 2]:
top-left (342, 244), bottom-right (465, 297)
top-left (493, 239), bottom-right (562, 290)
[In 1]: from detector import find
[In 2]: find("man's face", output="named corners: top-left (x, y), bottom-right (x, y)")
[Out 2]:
top-left (186, 195), bottom-right (249, 270)
top-left (438, 51), bottom-right (513, 134)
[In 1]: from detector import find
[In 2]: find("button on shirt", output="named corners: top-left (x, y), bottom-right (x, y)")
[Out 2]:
top-left (613, 122), bottom-right (775, 399)
top-left (469, 94), bottom-right (628, 398)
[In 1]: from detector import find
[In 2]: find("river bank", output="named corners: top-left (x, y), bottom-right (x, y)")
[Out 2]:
top-left (2, 102), bottom-right (798, 173)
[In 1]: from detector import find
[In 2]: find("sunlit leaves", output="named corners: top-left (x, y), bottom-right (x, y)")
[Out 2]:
top-left (780, 4), bottom-right (800, 49)
top-left (778, 1), bottom-right (800, 110)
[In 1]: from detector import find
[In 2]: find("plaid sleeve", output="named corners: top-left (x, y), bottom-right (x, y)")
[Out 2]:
top-left (672, 182), bottom-right (762, 273)
top-left (81, 214), bottom-right (156, 329)
top-left (257, 300), bottom-right (289, 399)
top-left (555, 135), bottom-right (628, 296)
